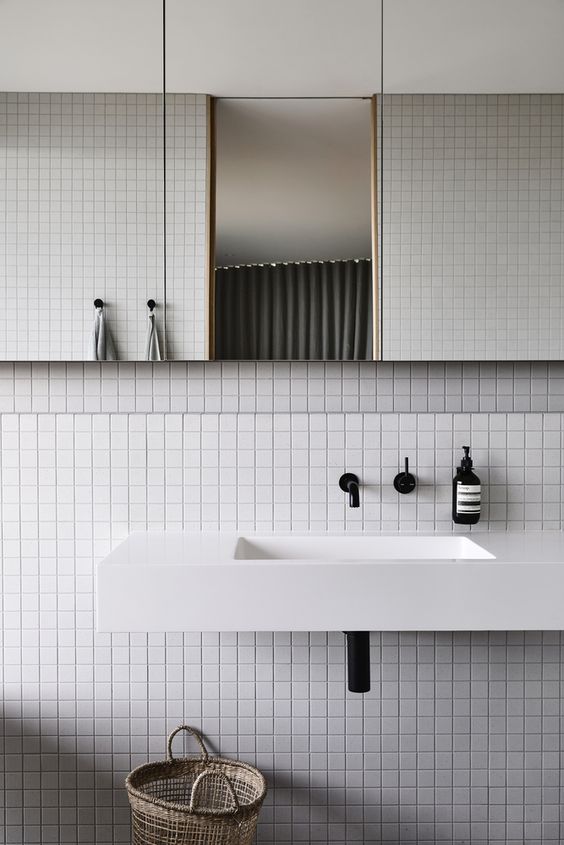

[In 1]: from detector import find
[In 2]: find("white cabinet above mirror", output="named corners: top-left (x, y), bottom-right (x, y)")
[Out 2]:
top-left (0, 0), bottom-right (163, 92)
top-left (382, 0), bottom-right (564, 94)
top-left (165, 0), bottom-right (382, 96)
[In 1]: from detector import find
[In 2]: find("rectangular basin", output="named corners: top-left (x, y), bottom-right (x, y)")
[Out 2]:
top-left (234, 535), bottom-right (494, 561)
top-left (96, 531), bottom-right (564, 633)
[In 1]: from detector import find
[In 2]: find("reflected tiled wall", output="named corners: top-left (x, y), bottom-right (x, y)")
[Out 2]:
top-left (0, 93), bottom-right (207, 361)
top-left (0, 93), bottom-right (164, 361)
top-left (382, 94), bottom-right (564, 360)
top-left (165, 94), bottom-right (208, 360)
top-left (1, 399), bottom-right (564, 844)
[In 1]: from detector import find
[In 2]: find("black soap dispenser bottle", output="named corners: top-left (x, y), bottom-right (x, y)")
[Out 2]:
top-left (452, 446), bottom-right (481, 525)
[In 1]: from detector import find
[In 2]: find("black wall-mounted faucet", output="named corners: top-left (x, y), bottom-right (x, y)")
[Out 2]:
top-left (339, 473), bottom-right (360, 508)
top-left (393, 457), bottom-right (416, 494)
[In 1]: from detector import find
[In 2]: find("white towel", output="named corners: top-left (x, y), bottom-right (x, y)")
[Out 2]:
top-left (88, 307), bottom-right (116, 361)
top-left (145, 310), bottom-right (161, 361)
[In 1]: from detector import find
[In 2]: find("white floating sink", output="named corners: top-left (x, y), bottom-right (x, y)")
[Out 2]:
top-left (234, 535), bottom-right (494, 561)
top-left (96, 531), bottom-right (564, 633)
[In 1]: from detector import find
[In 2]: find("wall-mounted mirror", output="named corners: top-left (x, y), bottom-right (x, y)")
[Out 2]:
top-left (381, 92), bottom-right (564, 360)
top-left (212, 97), bottom-right (376, 360)
top-left (0, 92), bottom-right (165, 361)
top-left (0, 90), bottom-right (210, 362)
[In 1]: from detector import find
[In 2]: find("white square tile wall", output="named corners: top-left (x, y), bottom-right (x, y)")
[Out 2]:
top-left (0, 361), bottom-right (563, 414)
top-left (382, 94), bottom-right (564, 360)
top-left (1, 400), bottom-right (564, 844)
top-left (1, 88), bottom-right (564, 845)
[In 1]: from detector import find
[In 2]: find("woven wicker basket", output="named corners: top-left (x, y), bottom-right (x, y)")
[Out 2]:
top-left (126, 725), bottom-right (267, 845)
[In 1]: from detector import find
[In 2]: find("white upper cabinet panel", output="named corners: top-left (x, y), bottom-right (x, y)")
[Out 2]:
top-left (165, 0), bottom-right (382, 96)
top-left (383, 0), bottom-right (564, 93)
top-left (0, 0), bottom-right (162, 92)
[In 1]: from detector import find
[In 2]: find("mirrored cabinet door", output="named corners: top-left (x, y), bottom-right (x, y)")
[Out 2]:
top-left (213, 97), bottom-right (374, 361)
top-left (164, 94), bottom-right (209, 361)
top-left (381, 92), bottom-right (564, 360)
top-left (380, 0), bottom-right (564, 360)
top-left (0, 92), bottom-right (164, 360)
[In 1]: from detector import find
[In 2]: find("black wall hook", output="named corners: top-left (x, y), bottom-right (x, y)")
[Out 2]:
top-left (94, 298), bottom-right (104, 309)
top-left (393, 457), bottom-right (416, 494)
top-left (147, 299), bottom-right (156, 310)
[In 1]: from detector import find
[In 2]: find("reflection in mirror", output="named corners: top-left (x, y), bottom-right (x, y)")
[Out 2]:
top-left (381, 94), bottom-right (564, 360)
top-left (0, 92), bottom-right (164, 361)
top-left (163, 93), bottom-right (209, 361)
top-left (213, 98), bottom-right (375, 360)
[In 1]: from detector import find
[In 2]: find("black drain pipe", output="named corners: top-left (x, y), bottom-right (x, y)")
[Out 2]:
top-left (345, 631), bottom-right (371, 693)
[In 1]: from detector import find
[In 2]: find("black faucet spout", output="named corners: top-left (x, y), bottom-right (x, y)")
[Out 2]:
top-left (347, 480), bottom-right (359, 508)
top-left (339, 473), bottom-right (360, 508)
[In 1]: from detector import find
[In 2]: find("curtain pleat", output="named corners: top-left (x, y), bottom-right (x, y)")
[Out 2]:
top-left (215, 259), bottom-right (373, 360)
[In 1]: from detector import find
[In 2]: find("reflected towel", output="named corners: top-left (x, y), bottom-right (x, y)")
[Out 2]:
top-left (145, 311), bottom-right (161, 361)
top-left (88, 307), bottom-right (116, 361)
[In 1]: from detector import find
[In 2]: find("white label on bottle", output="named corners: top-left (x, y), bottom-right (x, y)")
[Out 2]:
top-left (456, 483), bottom-right (481, 513)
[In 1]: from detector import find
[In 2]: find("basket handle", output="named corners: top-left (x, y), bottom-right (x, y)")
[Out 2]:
top-left (190, 769), bottom-right (240, 814)
top-left (167, 725), bottom-right (209, 763)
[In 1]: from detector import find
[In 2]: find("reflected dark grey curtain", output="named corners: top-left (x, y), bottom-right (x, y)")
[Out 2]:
top-left (215, 259), bottom-right (373, 360)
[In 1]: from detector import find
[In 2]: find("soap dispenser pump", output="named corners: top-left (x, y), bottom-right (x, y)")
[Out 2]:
top-left (452, 446), bottom-right (481, 525)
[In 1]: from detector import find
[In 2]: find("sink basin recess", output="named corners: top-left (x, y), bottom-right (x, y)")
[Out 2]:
top-left (234, 535), bottom-right (495, 561)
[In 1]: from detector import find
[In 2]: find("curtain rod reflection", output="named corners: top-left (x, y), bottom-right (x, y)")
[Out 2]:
top-left (216, 257), bottom-right (371, 271)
